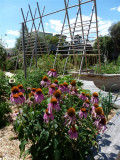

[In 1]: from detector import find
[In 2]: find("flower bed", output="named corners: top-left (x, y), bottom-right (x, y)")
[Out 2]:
top-left (10, 69), bottom-right (108, 160)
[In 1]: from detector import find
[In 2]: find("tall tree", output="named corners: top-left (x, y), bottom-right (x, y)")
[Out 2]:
top-left (109, 21), bottom-right (120, 59)
top-left (93, 35), bottom-right (114, 61)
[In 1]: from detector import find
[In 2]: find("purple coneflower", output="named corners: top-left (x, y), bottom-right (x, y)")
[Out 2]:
top-left (68, 126), bottom-right (78, 139)
top-left (43, 109), bottom-right (54, 123)
top-left (63, 82), bottom-right (69, 93)
top-left (79, 107), bottom-right (88, 119)
top-left (58, 84), bottom-right (64, 93)
top-left (83, 99), bottom-right (90, 108)
top-left (91, 92), bottom-right (99, 104)
top-left (79, 92), bottom-right (87, 101)
top-left (34, 88), bottom-right (44, 104)
top-left (18, 84), bottom-right (25, 93)
top-left (49, 85), bottom-right (56, 95)
top-left (64, 107), bottom-right (76, 126)
top-left (31, 88), bottom-right (36, 93)
top-left (53, 90), bottom-right (62, 102)
top-left (48, 98), bottom-right (61, 114)
top-left (11, 94), bottom-right (21, 105)
top-left (41, 76), bottom-right (51, 88)
top-left (53, 79), bottom-right (59, 88)
top-left (18, 92), bottom-right (25, 104)
top-left (47, 69), bottom-right (57, 78)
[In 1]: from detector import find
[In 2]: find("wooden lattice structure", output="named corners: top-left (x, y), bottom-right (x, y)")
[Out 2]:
top-left (17, 0), bottom-right (101, 78)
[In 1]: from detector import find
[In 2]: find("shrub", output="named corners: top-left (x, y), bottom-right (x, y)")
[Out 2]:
top-left (0, 102), bottom-right (11, 127)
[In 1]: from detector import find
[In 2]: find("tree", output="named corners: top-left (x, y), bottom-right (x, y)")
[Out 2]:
top-left (93, 35), bottom-right (114, 62)
top-left (109, 21), bottom-right (120, 59)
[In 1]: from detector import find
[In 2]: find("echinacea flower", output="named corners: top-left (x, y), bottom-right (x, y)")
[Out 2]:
top-left (95, 107), bottom-right (103, 115)
top-left (83, 99), bottom-right (90, 108)
top-left (43, 109), bottom-right (54, 123)
top-left (63, 82), bottom-right (69, 93)
top-left (11, 94), bottom-right (21, 105)
top-left (48, 98), bottom-right (61, 114)
top-left (34, 88), bottom-right (44, 104)
top-left (94, 117), bottom-right (107, 133)
top-left (70, 80), bottom-right (76, 86)
top-left (53, 79), bottom-right (59, 88)
top-left (64, 107), bottom-right (76, 126)
top-left (79, 92), bottom-right (87, 101)
top-left (58, 84), bottom-right (64, 93)
top-left (49, 85), bottom-right (56, 95)
top-left (11, 86), bottom-right (19, 94)
top-left (41, 76), bottom-right (51, 88)
top-left (18, 92), bottom-right (25, 104)
top-left (91, 92), bottom-right (99, 104)
top-left (68, 126), bottom-right (78, 139)
top-left (79, 107), bottom-right (88, 119)
top-left (47, 69), bottom-right (57, 77)
top-left (53, 90), bottom-right (61, 102)
top-left (86, 93), bottom-right (90, 99)
top-left (17, 84), bottom-right (25, 93)
top-left (31, 88), bottom-right (36, 93)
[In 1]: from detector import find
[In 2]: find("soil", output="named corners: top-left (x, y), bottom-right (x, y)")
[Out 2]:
top-left (0, 105), bottom-right (117, 160)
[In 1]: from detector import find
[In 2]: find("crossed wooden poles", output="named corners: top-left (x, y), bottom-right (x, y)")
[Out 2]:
top-left (18, 0), bottom-right (101, 78)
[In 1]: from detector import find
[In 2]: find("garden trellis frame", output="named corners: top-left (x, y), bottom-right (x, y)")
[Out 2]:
top-left (19, 0), bottom-right (101, 78)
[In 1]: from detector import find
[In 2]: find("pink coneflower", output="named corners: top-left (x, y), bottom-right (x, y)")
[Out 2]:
top-left (49, 85), bottom-right (56, 95)
top-left (11, 94), bottom-right (21, 105)
top-left (31, 88), bottom-right (36, 93)
top-left (58, 84), bottom-right (64, 93)
top-left (64, 108), bottom-right (76, 126)
top-left (48, 98), bottom-right (61, 114)
top-left (79, 107), bottom-right (88, 119)
top-left (12, 110), bottom-right (19, 116)
top-left (11, 86), bottom-right (19, 94)
top-left (63, 82), bottom-right (69, 93)
top-left (53, 90), bottom-right (62, 102)
top-left (91, 92), bottom-right (99, 104)
top-left (86, 93), bottom-right (90, 100)
top-left (83, 99), bottom-right (90, 108)
top-left (41, 76), bottom-right (51, 88)
top-left (43, 109), bottom-right (54, 123)
top-left (53, 79), bottom-right (59, 88)
top-left (34, 88), bottom-right (44, 104)
top-left (47, 69), bottom-right (57, 78)
top-left (18, 92), bottom-right (25, 104)
top-left (94, 117), bottom-right (107, 133)
top-left (79, 92), bottom-right (87, 101)
top-left (68, 126), bottom-right (78, 139)
top-left (17, 84), bottom-right (25, 93)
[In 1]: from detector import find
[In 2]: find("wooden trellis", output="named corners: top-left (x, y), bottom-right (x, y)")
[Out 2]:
top-left (17, 0), bottom-right (101, 78)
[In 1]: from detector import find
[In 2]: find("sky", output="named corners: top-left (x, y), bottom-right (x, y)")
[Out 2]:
top-left (0, 0), bottom-right (120, 48)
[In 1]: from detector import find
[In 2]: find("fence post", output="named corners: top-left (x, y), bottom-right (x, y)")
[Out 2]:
top-left (22, 22), bottom-right (27, 78)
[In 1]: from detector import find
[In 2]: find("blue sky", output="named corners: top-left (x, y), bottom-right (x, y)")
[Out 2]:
top-left (0, 0), bottom-right (120, 48)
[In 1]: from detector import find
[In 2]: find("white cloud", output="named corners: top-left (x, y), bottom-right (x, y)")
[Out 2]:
top-left (49, 20), bottom-right (63, 32)
top-left (5, 39), bottom-right (16, 48)
top-left (7, 30), bottom-right (20, 36)
top-left (110, 6), bottom-right (120, 12)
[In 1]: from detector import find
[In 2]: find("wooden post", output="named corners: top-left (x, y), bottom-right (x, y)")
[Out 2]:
top-left (22, 23), bottom-right (27, 78)
top-left (94, 0), bottom-right (101, 72)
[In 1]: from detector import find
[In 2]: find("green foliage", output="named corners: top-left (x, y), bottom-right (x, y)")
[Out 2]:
top-left (0, 71), bottom-right (10, 101)
top-left (93, 35), bottom-right (114, 62)
top-left (35, 54), bottom-right (74, 74)
top-left (14, 69), bottom-right (45, 88)
top-left (99, 90), bottom-right (118, 120)
top-left (0, 102), bottom-right (11, 127)
top-left (91, 56), bottom-right (120, 74)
